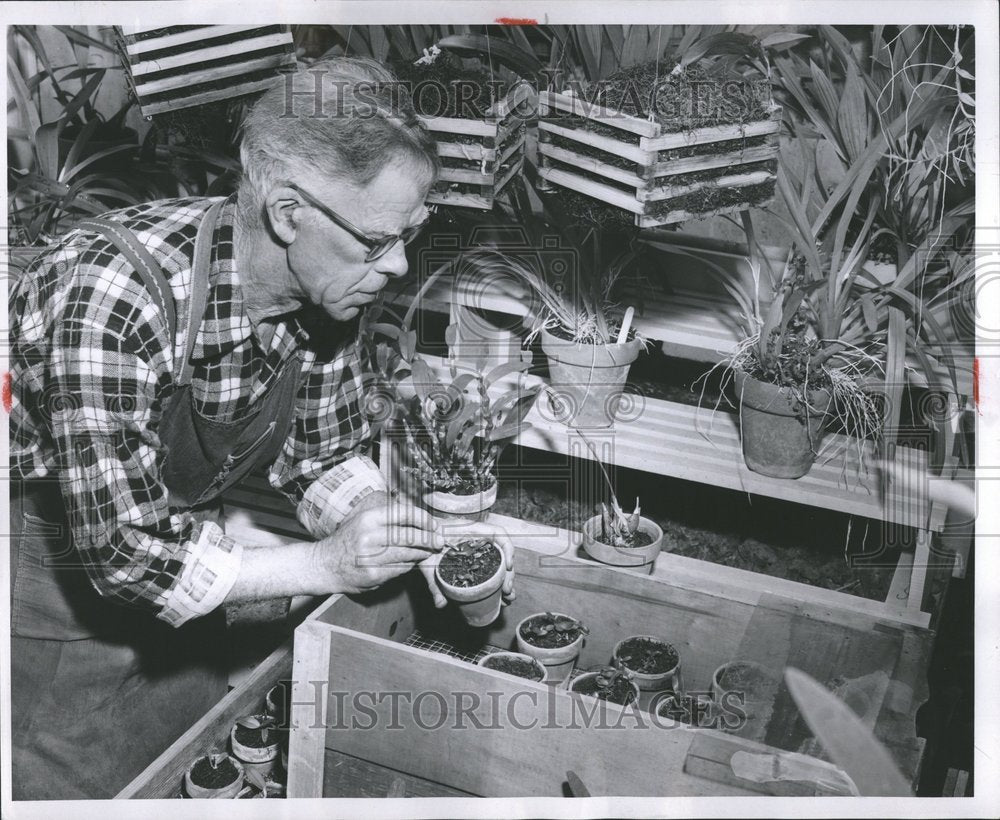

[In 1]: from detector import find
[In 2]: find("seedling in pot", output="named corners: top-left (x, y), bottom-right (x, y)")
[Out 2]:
top-left (516, 612), bottom-right (589, 684)
top-left (571, 664), bottom-right (639, 706)
top-left (614, 635), bottom-right (683, 692)
top-left (231, 714), bottom-right (281, 778)
top-left (477, 651), bottom-right (546, 682)
top-left (519, 612), bottom-right (588, 648)
top-left (578, 434), bottom-right (665, 570)
top-left (596, 499), bottom-right (653, 549)
top-left (438, 538), bottom-right (502, 587)
top-left (435, 539), bottom-right (506, 627)
top-left (184, 750), bottom-right (244, 799)
top-left (235, 714), bottom-right (278, 747)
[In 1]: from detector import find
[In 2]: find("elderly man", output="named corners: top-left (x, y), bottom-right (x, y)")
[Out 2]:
top-left (9, 57), bottom-right (514, 799)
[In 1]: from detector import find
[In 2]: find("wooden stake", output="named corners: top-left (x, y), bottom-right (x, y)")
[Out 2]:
top-left (616, 306), bottom-right (635, 344)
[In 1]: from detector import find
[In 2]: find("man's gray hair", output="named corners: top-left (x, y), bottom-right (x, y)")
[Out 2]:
top-left (237, 57), bottom-right (439, 226)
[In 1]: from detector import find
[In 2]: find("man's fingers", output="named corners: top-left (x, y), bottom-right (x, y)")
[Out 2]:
top-left (385, 525), bottom-right (443, 551)
top-left (362, 501), bottom-right (440, 534)
top-left (418, 558), bottom-right (448, 609)
top-left (438, 521), bottom-right (515, 569)
top-left (354, 544), bottom-right (442, 568)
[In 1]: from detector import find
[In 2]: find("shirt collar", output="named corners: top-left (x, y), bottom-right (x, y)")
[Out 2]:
top-left (188, 194), bottom-right (308, 360)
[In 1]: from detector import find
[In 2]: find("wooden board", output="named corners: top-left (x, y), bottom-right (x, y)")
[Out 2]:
top-left (538, 90), bottom-right (779, 227)
top-left (115, 640), bottom-right (293, 798)
top-left (283, 545), bottom-right (931, 797)
top-left (406, 353), bottom-right (940, 534)
top-left (115, 25), bottom-right (296, 117)
top-left (323, 749), bottom-right (472, 797)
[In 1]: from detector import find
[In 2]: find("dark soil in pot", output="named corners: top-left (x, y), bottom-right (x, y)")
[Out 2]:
top-left (438, 477), bottom-right (495, 496)
top-left (189, 756), bottom-right (241, 789)
top-left (518, 615), bottom-right (586, 649)
top-left (573, 674), bottom-right (637, 705)
top-left (490, 446), bottom-right (899, 602)
top-left (617, 637), bottom-right (679, 674)
top-left (233, 724), bottom-right (277, 749)
top-left (438, 539), bottom-right (502, 587)
top-left (594, 529), bottom-right (656, 550)
top-left (482, 655), bottom-right (545, 681)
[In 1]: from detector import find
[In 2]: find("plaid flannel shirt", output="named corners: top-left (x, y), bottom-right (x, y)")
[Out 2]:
top-left (9, 195), bottom-right (387, 626)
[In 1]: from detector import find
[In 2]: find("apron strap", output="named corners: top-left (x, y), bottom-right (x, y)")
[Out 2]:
top-left (79, 199), bottom-right (225, 387)
top-left (78, 217), bottom-right (177, 341)
top-left (177, 199), bottom-right (224, 386)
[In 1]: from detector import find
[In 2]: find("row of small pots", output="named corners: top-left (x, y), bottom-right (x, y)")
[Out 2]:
top-left (183, 682), bottom-right (290, 799)
top-left (432, 520), bottom-right (667, 632)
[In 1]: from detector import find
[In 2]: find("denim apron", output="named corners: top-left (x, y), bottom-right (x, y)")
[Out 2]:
top-left (10, 200), bottom-right (305, 799)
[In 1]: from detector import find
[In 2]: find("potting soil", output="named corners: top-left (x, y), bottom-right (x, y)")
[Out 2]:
top-left (617, 637), bottom-right (679, 674)
top-left (189, 756), bottom-right (241, 789)
top-left (594, 528), bottom-right (656, 549)
top-left (233, 722), bottom-right (277, 749)
top-left (483, 656), bottom-right (545, 680)
top-left (573, 674), bottom-right (636, 705)
top-left (519, 615), bottom-right (585, 649)
top-left (438, 540), bottom-right (502, 587)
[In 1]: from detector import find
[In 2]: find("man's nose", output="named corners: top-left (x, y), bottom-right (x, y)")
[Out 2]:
top-left (375, 240), bottom-right (409, 279)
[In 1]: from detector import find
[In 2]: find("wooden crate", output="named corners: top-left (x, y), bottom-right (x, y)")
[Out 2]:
top-left (422, 83), bottom-right (534, 210)
top-left (115, 25), bottom-right (296, 117)
top-left (537, 89), bottom-right (781, 228)
top-left (285, 542), bottom-right (931, 798)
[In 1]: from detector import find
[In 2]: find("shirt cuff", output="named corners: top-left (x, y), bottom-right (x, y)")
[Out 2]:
top-left (296, 455), bottom-right (388, 538)
top-left (157, 520), bottom-right (243, 627)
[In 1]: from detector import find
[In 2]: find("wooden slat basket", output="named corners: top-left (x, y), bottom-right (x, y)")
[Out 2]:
top-left (422, 82), bottom-right (534, 210)
top-left (115, 25), bottom-right (297, 118)
top-left (538, 89), bottom-right (781, 228)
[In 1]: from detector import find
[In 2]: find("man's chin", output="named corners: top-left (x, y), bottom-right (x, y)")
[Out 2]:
top-left (325, 305), bottom-right (361, 321)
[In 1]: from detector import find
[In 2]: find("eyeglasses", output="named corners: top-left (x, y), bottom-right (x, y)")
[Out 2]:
top-left (288, 183), bottom-right (434, 263)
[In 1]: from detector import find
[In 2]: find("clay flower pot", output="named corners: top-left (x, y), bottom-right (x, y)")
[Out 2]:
top-left (613, 635), bottom-right (682, 692)
top-left (477, 651), bottom-right (546, 682)
top-left (435, 539), bottom-right (506, 627)
top-left (540, 328), bottom-right (642, 428)
top-left (732, 369), bottom-right (832, 479)
top-left (230, 714), bottom-right (281, 778)
top-left (711, 660), bottom-right (781, 741)
top-left (515, 612), bottom-right (587, 684)
top-left (569, 670), bottom-right (640, 706)
top-left (184, 753), bottom-right (245, 799)
top-left (423, 480), bottom-right (498, 522)
top-left (582, 515), bottom-right (663, 574)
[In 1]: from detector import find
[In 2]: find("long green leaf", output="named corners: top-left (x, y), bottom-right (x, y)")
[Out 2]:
top-left (7, 54), bottom-right (41, 137)
top-left (60, 143), bottom-right (136, 183)
top-left (409, 357), bottom-right (442, 404)
top-left (484, 359), bottom-right (532, 386)
top-left (837, 59), bottom-right (869, 162)
top-left (808, 59), bottom-right (841, 130)
top-left (60, 66), bottom-right (106, 124)
top-left (437, 34), bottom-right (541, 78)
top-left (54, 25), bottom-right (116, 54)
top-left (445, 401), bottom-right (479, 451)
top-left (15, 26), bottom-right (72, 110)
top-left (60, 117), bottom-right (99, 183)
top-left (776, 165), bottom-right (823, 280)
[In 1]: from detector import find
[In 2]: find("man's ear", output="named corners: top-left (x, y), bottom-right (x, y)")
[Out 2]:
top-left (264, 186), bottom-right (301, 245)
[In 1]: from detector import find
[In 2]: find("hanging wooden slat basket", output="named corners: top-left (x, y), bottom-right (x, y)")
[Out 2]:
top-left (115, 25), bottom-right (297, 118)
top-left (537, 89), bottom-right (781, 228)
top-left (422, 82), bottom-right (535, 210)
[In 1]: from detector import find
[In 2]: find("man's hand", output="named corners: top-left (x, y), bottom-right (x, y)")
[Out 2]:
top-left (308, 492), bottom-right (442, 595)
top-left (418, 518), bottom-right (516, 610)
